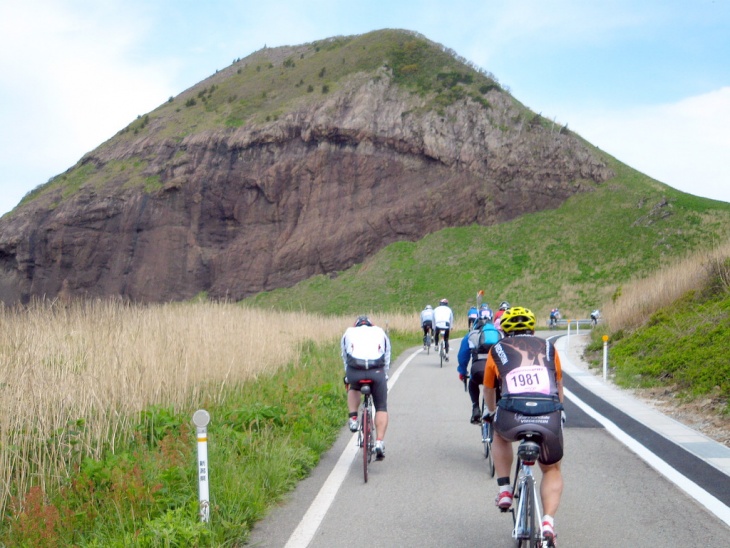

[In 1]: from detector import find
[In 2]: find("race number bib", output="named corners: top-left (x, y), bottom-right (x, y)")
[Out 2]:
top-left (505, 366), bottom-right (550, 395)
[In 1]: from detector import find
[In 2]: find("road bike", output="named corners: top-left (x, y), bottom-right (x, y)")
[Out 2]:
top-left (480, 398), bottom-right (495, 477)
top-left (502, 431), bottom-right (554, 548)
top-left (438, 338), bottom-right (446, 367)
top-left (424, 328), bottom-right (432, 354)
top-left (356, 380), bottom-right (376, 483)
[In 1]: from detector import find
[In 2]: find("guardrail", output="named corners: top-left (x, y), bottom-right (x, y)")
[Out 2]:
top-left (545, 318), bottom-right (598, 329)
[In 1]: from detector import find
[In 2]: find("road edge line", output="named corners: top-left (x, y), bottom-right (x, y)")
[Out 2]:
top-left (284, 347), bottom-right (423, 547)
top-left (564, 386), bottom-right (730, 527)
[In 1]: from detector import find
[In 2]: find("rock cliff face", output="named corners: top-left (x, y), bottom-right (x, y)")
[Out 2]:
top-left (0, 33), bottom-right (613, 305)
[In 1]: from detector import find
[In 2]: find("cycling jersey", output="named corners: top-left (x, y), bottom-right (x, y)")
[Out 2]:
top-left (341, 324), bottom-right (391, 372)
top-left (433, 305), bottom-right (454, 329)
top-left (420, 307), bottom-right (435, 326)
top-left (483, 335), bottom-right (562, 399)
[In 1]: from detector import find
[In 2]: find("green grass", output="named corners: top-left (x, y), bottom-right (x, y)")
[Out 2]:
top-left (586, 284), bottom-right (730, 412)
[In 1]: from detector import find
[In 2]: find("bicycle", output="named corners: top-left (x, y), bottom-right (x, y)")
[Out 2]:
top-left (438, 338), bottom-right (446, 367)
top-left (480, 398), bottom-right (495, 477)
top-left (423, 328), bottom-right (432, 354)
top-left (356, 380), bottom-right (376, 483)
top-left (502, 431), bottom-right (554, 548)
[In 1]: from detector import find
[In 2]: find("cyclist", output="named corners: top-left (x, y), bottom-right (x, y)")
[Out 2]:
top-left (457, 317), bottom-right (502, 423)
top-left (590, 309), bottom-right (600, 326)
top-left (467, 305), bottom-right (479, 329)
top-left (479, 302), bottom-right (493, 321)
top-left (420, 304), bottom-right (435, 347)
top-left (433, 298), bottom-right (454, 360)
top-left (482, 306), bottom-right (564, 544)
top-left (342, 315), bottom-right (391, 460)
top-left (549, 308), bottom-right (561, 328)
top-left (493, 301), bottom-right (509, 334)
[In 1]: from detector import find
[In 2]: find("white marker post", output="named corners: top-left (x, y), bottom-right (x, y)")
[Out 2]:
top-left (193, 409), bottom-right (211, 523)
top-left (602, 335), bottom-right (609, 380)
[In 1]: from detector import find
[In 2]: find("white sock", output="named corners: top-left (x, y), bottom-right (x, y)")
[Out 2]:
top-left (542, 514), bottom-right (554, 526)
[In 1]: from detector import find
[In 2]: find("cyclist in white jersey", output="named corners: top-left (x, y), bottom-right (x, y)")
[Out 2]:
top-left (433, 298), bottom-right (454, 360)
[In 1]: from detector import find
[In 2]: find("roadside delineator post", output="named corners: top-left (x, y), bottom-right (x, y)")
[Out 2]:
top-left (193, 409), bottom-right (211, 523)
top-left (602, 335), bottom-right (609, 380)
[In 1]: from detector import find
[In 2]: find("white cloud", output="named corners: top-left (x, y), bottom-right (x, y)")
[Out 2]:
top-left (563, 87), bottom-right (730, 203)
top-left (0, 1), bottom-right (178, 215)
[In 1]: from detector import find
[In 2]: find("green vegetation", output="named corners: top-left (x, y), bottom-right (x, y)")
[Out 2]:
top-left (586, 264), bottom-right (730, 412)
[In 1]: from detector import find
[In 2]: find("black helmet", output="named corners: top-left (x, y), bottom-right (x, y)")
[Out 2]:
top-left (354, 315), bottom-right (372, 327)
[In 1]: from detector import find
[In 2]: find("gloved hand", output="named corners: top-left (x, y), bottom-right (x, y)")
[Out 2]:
top-left (482, 411), bottom-right (495, 423)
top-left (561, 410), bottom-right (567, 425)
top-left (459, 373), bottom-right (466, 382)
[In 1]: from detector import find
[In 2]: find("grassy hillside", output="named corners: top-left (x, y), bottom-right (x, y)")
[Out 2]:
top-left (247, 158), bottom-right (730, 321)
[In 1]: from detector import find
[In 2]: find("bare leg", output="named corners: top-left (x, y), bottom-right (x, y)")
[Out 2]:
top-left (375, 410), bottom-right (388, 440)
top-left (492, 431), bottom-right (514, 478)
top-left (538, 461), bottom-right (563, 516)
top-left (348, 389), bottom-right (361, 415)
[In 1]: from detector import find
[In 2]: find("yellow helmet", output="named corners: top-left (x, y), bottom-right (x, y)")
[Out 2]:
top-left (500, 306), bottom-right (536, 333)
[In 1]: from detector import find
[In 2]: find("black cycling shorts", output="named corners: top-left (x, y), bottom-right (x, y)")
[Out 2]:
top-left (346, 366), bottom-right (388, 412)
top-left (470, 358), bottom-right (486, 384)
top-left (493, 408), bottom-right (563, 465)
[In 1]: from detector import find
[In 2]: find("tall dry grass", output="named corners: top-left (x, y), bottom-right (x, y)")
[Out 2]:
top-left (0, 299), bottom-right (417, 517)
top-left (602, 239), bottom-right (730, 332)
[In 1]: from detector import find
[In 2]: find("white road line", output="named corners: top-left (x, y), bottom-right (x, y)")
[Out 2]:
top-left (564, 386), bottom-right (730, 527)
top-left (284, 347), bottom-right (424, 548)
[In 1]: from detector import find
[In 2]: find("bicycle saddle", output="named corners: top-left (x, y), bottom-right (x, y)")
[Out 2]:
top-left (516, 431), bottom-right (542, 465)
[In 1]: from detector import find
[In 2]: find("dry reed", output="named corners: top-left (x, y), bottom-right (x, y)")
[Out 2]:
top-left (602, 240), bottom-right (730, 332)
top-left (0, 299), bottom-right (418, 517)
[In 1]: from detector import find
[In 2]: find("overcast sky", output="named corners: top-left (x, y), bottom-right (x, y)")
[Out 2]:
top-left (1, 0), bottom-right (728, 216)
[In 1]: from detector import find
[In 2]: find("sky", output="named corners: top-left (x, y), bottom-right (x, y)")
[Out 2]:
top-left (1, 0), bottom-right (729, 216)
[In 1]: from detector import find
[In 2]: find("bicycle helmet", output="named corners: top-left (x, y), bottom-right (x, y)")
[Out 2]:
top-left (439, 298), bottom-right (449, 306)
top-left (425, 304), bottom-right (433, 310)
top-left (500, 306), bottom-right (536, 334)
top-left (499, 301), bottom-right (510, 310)
top-left (354, 315), bottom-right (372, 327)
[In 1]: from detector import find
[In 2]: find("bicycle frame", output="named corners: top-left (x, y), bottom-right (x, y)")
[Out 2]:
top-left (480, 402), bottom-right (495, 477)
top-left (510, 436), bottom-right (547, 547)
top-left (357, 382), bottom-right (375, 483)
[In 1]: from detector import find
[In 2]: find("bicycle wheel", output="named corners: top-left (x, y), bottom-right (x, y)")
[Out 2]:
top-left (483, 421), bottom-right (495, 477)
top-left (362, 405), bottom-right (370, 483)
top-left (425, 333), bottom-right (431, 354)
top-left (515, 476), bottom-right (539, 548)
top-left (439, 341), bottom-right (444, 367)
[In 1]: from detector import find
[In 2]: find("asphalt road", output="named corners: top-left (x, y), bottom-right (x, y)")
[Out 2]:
top-left (247, 338), bottom-right (730, 547)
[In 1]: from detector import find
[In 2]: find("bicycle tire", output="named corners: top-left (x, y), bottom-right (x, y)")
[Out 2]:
top-left (514, 475), bottom-right (533, 548)
top-left (362, 405), bottom-right (370, 483)
top-left (439, 341), bottom-right (444, 368)
top-left (483, 422), bottom-right (495, 477)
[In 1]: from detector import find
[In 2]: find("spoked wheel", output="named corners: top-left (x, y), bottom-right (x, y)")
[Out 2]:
top-left (362, 406), bottom-right (371, 483)
top-left (425, 333), bottom-right (431, 354)
top-left (439, 342), bottom-right (444, 368)
top-left (514, 478), bottom-right (538, 548)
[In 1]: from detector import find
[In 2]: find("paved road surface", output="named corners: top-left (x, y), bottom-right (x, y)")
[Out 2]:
top-left (247, 335), bottom-right (730, 547)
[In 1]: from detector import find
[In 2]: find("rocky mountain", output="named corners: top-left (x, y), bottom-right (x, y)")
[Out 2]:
top-left (0, 29), bottom-right (614, 305)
